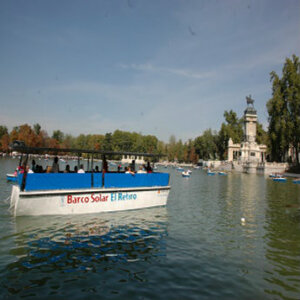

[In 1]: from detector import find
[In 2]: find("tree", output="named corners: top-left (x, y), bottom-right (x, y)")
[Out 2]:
top-left (194, 129), bottom-right (218, 160)
top-left (267, 55), bottom-right (300, 163)
top-left (102, 133), bottom-right (113, 151)
top-left (33, 123), bottom-right (41, 135)
top-left (167, 135), bottom-right (177, 161)
top-left (0, 126), bottom-right (8, 151)
top-left (217, 110), bottom-right (243, 160)
top-left (17, 124), bottom-right (38, 147)
top-left (0, 134), bottom-right (10, 152)
top-left (256, 122), bottom-right (268, 145)
top-left (0, 126), bottom-right (8, 139)
top-left (52, 130), bottom-right (64, 144)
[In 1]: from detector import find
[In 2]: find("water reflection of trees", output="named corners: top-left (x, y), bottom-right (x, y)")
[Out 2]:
top-left (264, 180), bottom-right (300, 299)
top-left (0, 208), bottom-right (168, 298)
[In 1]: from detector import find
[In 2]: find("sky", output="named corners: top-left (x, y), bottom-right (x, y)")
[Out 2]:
top-left (0, 0), bottom-right (299, 142)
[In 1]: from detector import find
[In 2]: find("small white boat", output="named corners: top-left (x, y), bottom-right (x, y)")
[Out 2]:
top-left (269, 173), bottom-right (278, 178)
top-left (272, 176), bottom-right (287, 182)
top-left (182, 171), bottom-right (191, 178)
top-left (207, 169), bottom-right (216, 176)
top-left (218, 171), bottom-right (227, 176)
top-left (6, 173), bottom-right (17, 182)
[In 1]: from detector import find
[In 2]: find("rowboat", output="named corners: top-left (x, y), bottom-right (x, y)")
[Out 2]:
top-left (218, 171), bottom-right (227, 176)
top-left (207, 170), bottom-right (216, 176)
top-left (6, 173), bottom-right (17, 182)
top-left (182, 171), bottom-right (191, 178)
top-left (272, 176), bottom-right (287, 182)
top-left (9, 142), bottom-right (170, 217)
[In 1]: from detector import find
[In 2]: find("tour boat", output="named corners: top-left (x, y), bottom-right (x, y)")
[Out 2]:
top-left (9, 142), bottom-right (170, 217)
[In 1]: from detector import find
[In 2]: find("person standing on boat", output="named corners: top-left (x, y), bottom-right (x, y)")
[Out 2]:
top-left (130, 160), bottom-right (136, 172)
top-left (102, 157), bottom-right (108, 173)
top-left (51, 157), bottom-right (60, 173)
top-left (31, 159), bottom-right (36, 172)
top-left (144, 162), bottom-right (152, 173)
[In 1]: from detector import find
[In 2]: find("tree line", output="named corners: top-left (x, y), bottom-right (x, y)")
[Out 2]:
top-left (0, 112), bottom-right (267, 163)
top-left (0, 55), bottom-right (299, 164)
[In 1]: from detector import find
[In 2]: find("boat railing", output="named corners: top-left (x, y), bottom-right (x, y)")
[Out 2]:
top-left (17, 172), bottom-right (170, 191)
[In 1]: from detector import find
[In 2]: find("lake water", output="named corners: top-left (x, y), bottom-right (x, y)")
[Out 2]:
top-left (0, 157), bottom-right (299, 299)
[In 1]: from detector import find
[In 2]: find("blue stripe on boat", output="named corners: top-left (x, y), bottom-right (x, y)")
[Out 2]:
top-left (18, 173), bottom-right (169, 191)
top-left (104, 173), bottom-right (169, 188)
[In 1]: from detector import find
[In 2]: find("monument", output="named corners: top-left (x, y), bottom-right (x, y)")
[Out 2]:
top-left (227, 96), bottom-right (267, 172)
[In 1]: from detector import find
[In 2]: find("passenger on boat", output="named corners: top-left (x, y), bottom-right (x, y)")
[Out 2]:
top-left (144, 162), bottom-right (153, 173)
top-left (26, 165), bottom-right (34, 173)
top-left (51, 157), bottom-right (60, 173)
top-left (117, 164), bottom-right (121, 172)
top-left (35, 165), bottom-right (44, 173)
top-left (137, 166), bottom-right (147, 173)
top-left (125, 166), bottom-right (135, 175)
top-left (18, 163), bottom-right (26, 174)
top-left (130, 160), bottom-right (136, 172)
top-left (95, 166), bottom-right (100, 173)
top-left (31, 159), bottom-right (36, 172)
top-left (102, 158), bottom-right (108, 173)
top-left (74, 166), bottom-right (78, 173)
top-left (78, 164), bottom-right (85, 173)
top-left (64, 164), bottom-right (71, 173)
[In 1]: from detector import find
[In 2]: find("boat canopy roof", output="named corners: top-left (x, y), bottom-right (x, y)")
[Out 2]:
top-left (10, 140), bottom-right (164, 158)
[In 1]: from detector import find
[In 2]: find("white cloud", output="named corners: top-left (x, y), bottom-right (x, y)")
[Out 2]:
top-left (119, 63), bottom-right (216, 80)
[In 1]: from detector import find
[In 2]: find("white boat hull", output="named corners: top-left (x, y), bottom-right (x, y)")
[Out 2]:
top-left (10, 185), bottom-right (170, 216)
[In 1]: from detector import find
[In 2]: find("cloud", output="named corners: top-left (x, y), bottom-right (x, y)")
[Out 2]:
top-left (119, 63), bottom-right (216, 80)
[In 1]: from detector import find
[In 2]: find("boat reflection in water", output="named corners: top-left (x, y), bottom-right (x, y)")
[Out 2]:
top-left (1, 207), bottom-right (168, 298)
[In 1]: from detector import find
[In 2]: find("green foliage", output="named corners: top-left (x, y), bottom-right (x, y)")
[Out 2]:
top-left (256, 122), bottom-right (268, 145)
top-left (0, 125), bottom-right (9, 151)
top-left (194, 129), bottom-right (218, 160)
top-left (33, 123), bottom-right (41, 135)
top-left (216, 110), bottom-right (243, 160)
top-left (267, 54), bottom-right (300, 163)
top-left (0, 126), bottom-right (8, 139)
top-left (52, 130), bottom-right (64, 144)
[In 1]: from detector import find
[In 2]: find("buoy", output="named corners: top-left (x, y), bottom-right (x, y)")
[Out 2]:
top-left (241, 217), bottom-right (246, 224)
